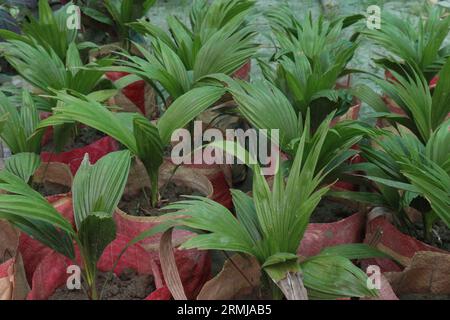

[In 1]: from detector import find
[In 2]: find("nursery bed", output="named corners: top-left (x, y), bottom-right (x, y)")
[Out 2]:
top-left (0, 0), bottom-right (449, 303)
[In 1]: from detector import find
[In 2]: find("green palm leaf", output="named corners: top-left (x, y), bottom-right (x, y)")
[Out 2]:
top-left (301, 255), bottom-right (377, 299)
top-left (72, 150), bottom-right (131, 229)
top-left (0, 169), bottom-right (75, 258)
top-left (0, 90), bottom-right (42, 154)
top-left (0, 0), bottom-right (78, 60)
top-left (4, 152), bottom-right (41, 183)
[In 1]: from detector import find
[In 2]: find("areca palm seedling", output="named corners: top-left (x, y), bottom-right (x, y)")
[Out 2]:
top-left (352, 57), bottom-right (450, 144)
top-left (100, 0), bottom-right (257, 103)
top-left (398, 124), bottom-right (450, 233)
top-left (0, 40), bottom-right (115, 150)
top-left (73, 0), bottom-right (156, 50)
top-left (216, 77), bottom-right (373, 185)
top-left (0, 90), bottom-right (43, 155)
top-left (363, 5), bottom-right (450, 82)
top-left (0, 41), bottom-right (114, 107)
top-left (0, 0), bottom-right (78, 61)
top-left (0, 0), bottom-right (114, 106)
top-left (0, 150), bottom-right (132, 299)
top-left (36, 85), bottom-right (226, 208)
top-left (334, 120), bottom-right (450, 239)
top-left (265, 5), bottom-right (363, 39)
top-left (0, 1), bottom-right (117, 151)
top-left (150, 115), bottom-right (384, 300)
top-left (261, 9), bottom-right (363, 130)
top-left (183, 0), bottom-right (255, 45)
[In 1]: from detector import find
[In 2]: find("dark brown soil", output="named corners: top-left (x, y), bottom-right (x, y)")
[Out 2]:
top-left (414, 220), bottom-right (450, 252)
top-left (33, 181), bottom-right (70, 197)
top-left (399, 293), bottom-right (450, 300)
top-left (42, 127), bottom-right (105, 152)
top-left (49, 269), bottom-right (154, 300)
top-left (310, 198), bottom-right (358, 223)
top-left (119, 182), bottom-right (202, 216)
top-left (235, 287), bottom-right (273, 300)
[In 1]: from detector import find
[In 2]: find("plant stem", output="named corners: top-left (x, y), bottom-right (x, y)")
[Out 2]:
top-left (159, 165), bottom-right (181, 199)
top-left (141, 159), bottom-right (160, 208)
top-left (90, 283), bottom-right (99, 300)
top-left (271, 282), bottom-right (284, 300)
top-left (82, 255), bottom-right (98, 300)
top-left (423, 211), bottom-right (437, 243)
top-left (122, 37), bottom-right (131, 53)
top-left (150, 174), bottom-right (159, 208)
top-left (423, 213), bottom-right (431, 242)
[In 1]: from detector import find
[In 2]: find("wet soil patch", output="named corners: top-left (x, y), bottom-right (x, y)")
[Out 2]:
top-left (49, 269), bottom-right (154, 300)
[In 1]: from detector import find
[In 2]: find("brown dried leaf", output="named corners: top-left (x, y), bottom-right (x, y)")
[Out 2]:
top-left (33, 162), bottom-right (73, 187)
top-left (0, 221), bottom-right (30, 300)
top-left (385, 251), bottom-right (450, 298)
top-left (197, 254), bottom-right (261, 300)
top-left (159, 228), bottom-right (187, 300)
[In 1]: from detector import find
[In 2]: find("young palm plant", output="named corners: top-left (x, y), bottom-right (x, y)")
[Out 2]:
top-left (151, 115), bottom-right (383, 300)
top-left (0, 41), bottom-right (113, 104)
top-left (213, 77), bottom-right (373, 186)
top-left (0, 0), bottom-right (114, 106)
top-left (0, 0), bottom-right (78, 61)
top-left (363, 5), bottom-right (450, 81)
top-left (352, 57), bottom-right (450, 143)
top-left (333, 121), bottom-right (450, 238)
top-left (0, 2), bottom-right (117, 150)
top-left (185, 0), bottom-right (256, 44)
top-left (0, 90), bottom-right (43, 154)
top-left (397, 122), bottom-right (450, 231)
top-left (261, 9), bottom-right (363, 130)
top-left (101, 0), bottom-right (257, 102)
top-left (36, 86), bottom-right (226, 208)
top-left (75, 0), bottom-right (156, 50)
top-left (0, 150), bottom-right (132, 299)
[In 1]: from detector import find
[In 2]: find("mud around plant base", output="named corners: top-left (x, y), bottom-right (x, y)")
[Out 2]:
top-left (33, 181), bottom-right (71, 197)
top-left (49, 269), bottom-right (154, 300)
top-left (119, 181), bottom-right (202, 216)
